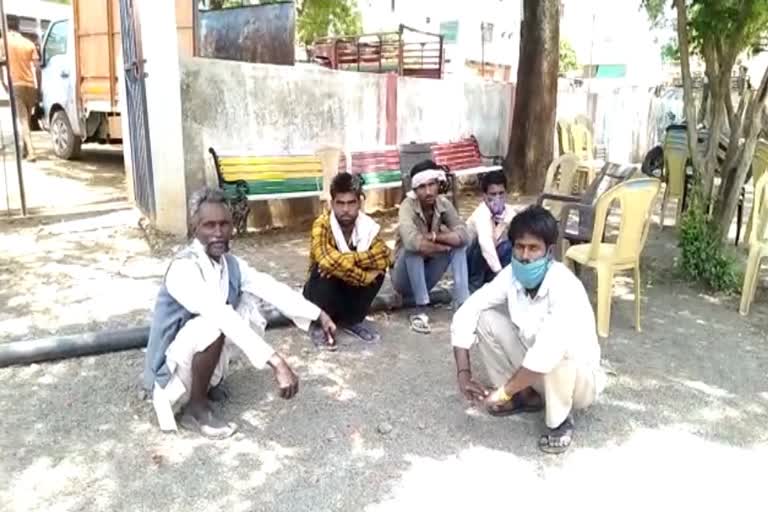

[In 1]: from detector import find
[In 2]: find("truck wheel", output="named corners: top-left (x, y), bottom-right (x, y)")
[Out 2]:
top-left (50, 110), bottom-right (82, 160)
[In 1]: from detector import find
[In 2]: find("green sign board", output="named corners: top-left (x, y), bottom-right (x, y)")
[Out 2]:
top-left (440, 21), bottom-right (459, 44)
top-left (595, 64), bottom-right (627, 78)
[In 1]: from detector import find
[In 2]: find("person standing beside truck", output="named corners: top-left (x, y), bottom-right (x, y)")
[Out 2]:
top-left (3, 15), bottom-right (40, 162)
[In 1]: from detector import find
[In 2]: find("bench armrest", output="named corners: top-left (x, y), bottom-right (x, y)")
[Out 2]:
top-left (481, 155), bottom-right (504, 166)
top-left (537, 192), bottom-right (582, 205)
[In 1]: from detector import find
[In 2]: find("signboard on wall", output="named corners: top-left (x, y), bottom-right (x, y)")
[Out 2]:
top-left (440, 20), bottom-right (459, 44)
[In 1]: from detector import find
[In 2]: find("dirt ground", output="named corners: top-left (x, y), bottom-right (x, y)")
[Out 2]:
top-left (0, 127), bottom-right (127, 216)
top-left (1, 192), bottom-right (768, 511)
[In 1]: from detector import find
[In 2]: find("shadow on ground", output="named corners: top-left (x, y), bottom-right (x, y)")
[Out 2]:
top-left (1, 189), bottom-right (768, 510)
top-left (1, 261), bottom-right (767, 511)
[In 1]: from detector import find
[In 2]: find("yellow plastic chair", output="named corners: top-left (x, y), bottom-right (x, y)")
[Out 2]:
top-left (571, 120), bottom-right (604, 190)
top-left (739, 170), bottom-right (768, 315)
top-left (557, 120), bottom-right (575, 155)
top-left (539, 153), bottom-right (581, 217)
top-left (659, 127), bottom-right (688, 228)
top-left (564, 177), bottom-right (661, 337)
top-left (571, 123), bottom-right (593, 160)
top-left (743, 139), bottom-right (768, 245)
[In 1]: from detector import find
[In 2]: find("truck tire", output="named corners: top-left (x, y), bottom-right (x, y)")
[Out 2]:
top-left (51, 110), bottom-right (82, 160)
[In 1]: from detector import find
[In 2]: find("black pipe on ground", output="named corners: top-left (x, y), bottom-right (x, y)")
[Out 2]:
top-left (0, 289), bottom-right (453, 368)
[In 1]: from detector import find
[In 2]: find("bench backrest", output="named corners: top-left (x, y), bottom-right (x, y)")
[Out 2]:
top-left (350, 149), bottom-right (401, 174)
top-left (431, 138), bottom-right (482, 171)
top-left (211, 151), bottom-right (324, 196)
top-left (348, 148), bottom-right (402, 187)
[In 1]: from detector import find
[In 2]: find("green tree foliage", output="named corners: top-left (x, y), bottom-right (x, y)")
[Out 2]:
top-left (661, 39), bottom-right (679, 61)
top-left (642, 0), bottom-right (768, 290)
top-left (678, 190), bottom-right (740, 292)
top-left (559, 39), bottom-right (578, 74)
top-left (644, 0), bottom-right (768, 238)
top-left (295, 0), bottom-right (361, 46)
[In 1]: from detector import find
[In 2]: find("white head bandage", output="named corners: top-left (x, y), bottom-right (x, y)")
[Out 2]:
top-left (410, 169), bottom-right (446, 191)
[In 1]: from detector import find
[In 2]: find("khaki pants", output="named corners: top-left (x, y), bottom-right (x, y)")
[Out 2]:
top-left (13, 85), bottom-right (36, 159)
top-left (476, 307), bottom-right (604, 428)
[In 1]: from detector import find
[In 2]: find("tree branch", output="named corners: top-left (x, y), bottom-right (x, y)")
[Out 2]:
top-left (674, 0), bottom-right (702, 173)
top-left (715, 63), bottom-right (768, 241)
top-left (725, 86), bottom-right (736, 131)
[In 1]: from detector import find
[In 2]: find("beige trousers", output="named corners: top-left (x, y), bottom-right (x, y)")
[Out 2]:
top-left (13, 85), bottom-right (36, 159)
top-left (476, 307), bottom-right (602, 428)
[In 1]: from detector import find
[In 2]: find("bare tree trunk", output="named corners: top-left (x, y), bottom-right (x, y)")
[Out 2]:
top-left (698, 83), bottom-right (710, 126)
top-left (504, 0), bottom-right (559, 194)
top-left (700, 39), bottom-right (737, 205)
top-left (725, 87), bottom-right (735, 131)
top-left (718, 88), bottom-right (752, 199)
top-left (715, 65), bottom-right (768, 240)
top-left (674, 0), bottom-right (701, 175)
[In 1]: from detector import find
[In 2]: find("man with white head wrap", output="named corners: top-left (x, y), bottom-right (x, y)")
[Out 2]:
top-left (392, 160), bottom-right (470, 333)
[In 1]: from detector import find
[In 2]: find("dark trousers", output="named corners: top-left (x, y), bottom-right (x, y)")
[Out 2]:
top-left (467, 238), bottom-right (513, 293)
top-left (303, 267), bottom-right (385, 326)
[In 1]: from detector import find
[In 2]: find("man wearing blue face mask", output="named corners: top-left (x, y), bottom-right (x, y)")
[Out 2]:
top-left (450, 206), bottom-right (606, 454)
top-left (466, 171), bottom-right (517, 292)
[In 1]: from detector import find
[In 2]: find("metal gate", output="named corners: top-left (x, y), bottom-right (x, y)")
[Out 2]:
top-left (119, 0), bottom-right (156, 218)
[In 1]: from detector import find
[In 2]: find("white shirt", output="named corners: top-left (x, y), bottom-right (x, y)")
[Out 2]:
top-left (164, 240), bottom-right (321, 368)
top-left (451, 262), bottom-right (601, 374)
top-left (467, 202), bottom-right (517, 273)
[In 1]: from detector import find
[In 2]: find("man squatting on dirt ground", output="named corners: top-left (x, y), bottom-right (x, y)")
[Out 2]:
top-left (143, 187), bottom-right (337, 439)
top-left (302, 173), bottom-right (393, 348)
top-left (451, 205), bottom-right (606, 453)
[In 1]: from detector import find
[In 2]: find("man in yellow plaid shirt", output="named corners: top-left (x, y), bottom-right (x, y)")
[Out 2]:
top-left (303, 173), bottom-right (393, 347)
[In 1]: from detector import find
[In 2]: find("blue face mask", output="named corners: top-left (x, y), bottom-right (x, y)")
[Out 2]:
top-left (510, 253), bottom-right (552, 290)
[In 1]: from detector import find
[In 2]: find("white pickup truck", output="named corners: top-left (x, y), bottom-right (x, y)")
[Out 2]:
top-left (38, 0), bottom-right (193, 160)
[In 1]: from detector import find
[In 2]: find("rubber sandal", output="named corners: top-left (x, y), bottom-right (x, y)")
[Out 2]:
top-left (538, 417), bottom-right (574, 454)
top-left (342, 321), bottom-right (381, 343)
top-left (179, 408), bottom-right (237, 439)
top-left (487, 392), bottom-right (544, 417)
top-left (409, 313), bottom-right (431, 334)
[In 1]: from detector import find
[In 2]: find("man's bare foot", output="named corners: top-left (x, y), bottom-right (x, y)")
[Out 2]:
top-left (180, 401), bottom-right (237, 439)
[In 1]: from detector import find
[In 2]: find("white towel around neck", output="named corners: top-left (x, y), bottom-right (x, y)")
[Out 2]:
top-left (330, 211), bottom-right (380, 253)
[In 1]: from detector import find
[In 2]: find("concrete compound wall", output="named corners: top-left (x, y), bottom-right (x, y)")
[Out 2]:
top-left (398, 77), bottom-right (514, 157)
top-left (181, 59), bottom-right (391, 227)
top-left (558, 88), bottom-right (664, 164)
top-left (179, 58), bottom-right (514, 228)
